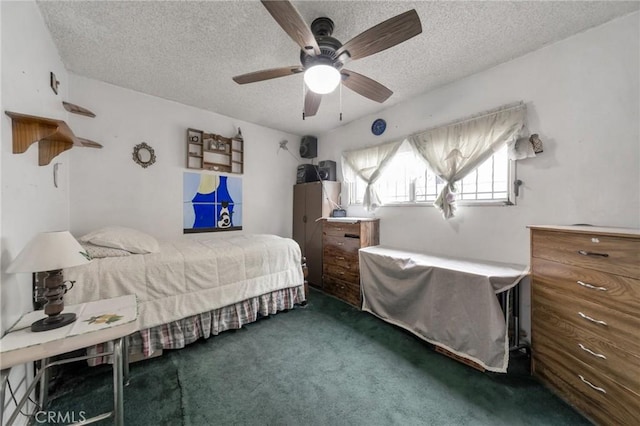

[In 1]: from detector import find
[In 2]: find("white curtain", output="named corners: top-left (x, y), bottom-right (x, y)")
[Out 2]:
top-left (408, 103), bottom-right (527, 219)
top-left (341, 140), bottom-right (403, 211)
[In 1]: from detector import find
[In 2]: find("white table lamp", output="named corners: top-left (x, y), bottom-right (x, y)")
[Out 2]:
top-left (6, 231), bottom-right (91, 332)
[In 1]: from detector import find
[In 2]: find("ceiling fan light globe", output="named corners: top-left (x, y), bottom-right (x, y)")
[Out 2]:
top-left (304, 65), bottom-right (341, 94)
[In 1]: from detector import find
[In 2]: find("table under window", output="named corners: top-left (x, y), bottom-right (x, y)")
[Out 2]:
top-left (359, 246), bottom-right (528, 373)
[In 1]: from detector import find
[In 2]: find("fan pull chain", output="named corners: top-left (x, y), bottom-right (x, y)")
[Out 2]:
top-left (302, 79), bottom-right (306, 120)
top-left (339, 82), bottom-right (343, 121)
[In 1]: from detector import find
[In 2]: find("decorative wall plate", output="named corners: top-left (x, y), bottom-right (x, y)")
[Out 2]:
top-left (371, 118), bottom-right (386, 136)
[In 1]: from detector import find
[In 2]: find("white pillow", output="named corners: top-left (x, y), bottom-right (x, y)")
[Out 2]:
top-left (79, 226), bottom-right (160, 254)
top-left (80, 242), bottom-right (131, 259)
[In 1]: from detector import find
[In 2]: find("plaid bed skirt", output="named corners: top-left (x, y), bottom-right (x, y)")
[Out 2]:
top-left (87, 284), bottom-right (306, 366)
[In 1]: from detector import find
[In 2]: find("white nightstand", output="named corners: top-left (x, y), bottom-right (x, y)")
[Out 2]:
top-left (0, 294), bottom-right (138, 426)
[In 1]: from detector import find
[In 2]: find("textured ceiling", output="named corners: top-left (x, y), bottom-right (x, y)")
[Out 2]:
top-left (37, 1), bottom-right (639, 136)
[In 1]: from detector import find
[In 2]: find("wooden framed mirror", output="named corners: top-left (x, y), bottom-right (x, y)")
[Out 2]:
top-left (133, 142), bottom-right (156, 168)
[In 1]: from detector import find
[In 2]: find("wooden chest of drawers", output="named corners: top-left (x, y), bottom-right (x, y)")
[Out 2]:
top-left (530, 225), bottom-right (640, 426)
top-left (322, 219), bottom-right (379, 307)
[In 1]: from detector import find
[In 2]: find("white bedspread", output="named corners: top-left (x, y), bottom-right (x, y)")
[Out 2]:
top-left (359, 246), bottom-right (528, 373)
top-left (64, 234), bottom-right (304, 330)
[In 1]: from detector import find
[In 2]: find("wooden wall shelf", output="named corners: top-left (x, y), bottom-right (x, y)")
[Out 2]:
top-left (187, 127), bottom-right (243, 174)
top-left (5, 111), bottom-right (102, 166)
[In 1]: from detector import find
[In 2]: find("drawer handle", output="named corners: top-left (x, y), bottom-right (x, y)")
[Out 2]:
top-left (577, 250), bottom-right (609, 258)
top-left (578, 374), bottom-right (607, 394)
top-left (578, 312), bottom-right (607, 326)
top-left (337, 242), bottom-right (344, 246)
top-left (576, 280), bottom-right (608, 292)
top-left (578, 343), bottom-right (607, 360)
top-left (337, 256), bottom-right (345, 260)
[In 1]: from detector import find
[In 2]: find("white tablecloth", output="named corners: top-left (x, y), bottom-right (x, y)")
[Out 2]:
top-left (359, 246), bottom-right (528, 372)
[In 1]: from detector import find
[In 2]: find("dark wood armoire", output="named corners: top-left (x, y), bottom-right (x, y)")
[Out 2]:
top-left (292, 181), bottom-right (341, 287)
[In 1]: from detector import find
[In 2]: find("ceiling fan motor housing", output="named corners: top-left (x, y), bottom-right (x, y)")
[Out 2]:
top-left (311, 17), bottom-right (334, 37)
top-left (300, 17), bottom-right (347, 69)
top-left (300, 36), bottom-right (344, 68)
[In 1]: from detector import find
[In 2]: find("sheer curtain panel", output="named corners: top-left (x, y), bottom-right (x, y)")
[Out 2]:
top-left (408, 103), bottom-right (527, 219)
top-left (342, 140), bottom-right (403, 211)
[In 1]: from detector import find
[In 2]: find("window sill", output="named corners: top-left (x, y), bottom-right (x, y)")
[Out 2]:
top-left (349, 200), bottom-right (514, 208)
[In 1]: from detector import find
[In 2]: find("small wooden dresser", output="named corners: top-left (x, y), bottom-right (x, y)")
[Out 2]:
top-left (529, 225), bottom-right (640, 426)
top-left (322, 218), bottom-right (380, 307)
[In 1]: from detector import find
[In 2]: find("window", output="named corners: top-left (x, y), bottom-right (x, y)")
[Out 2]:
top-left (349, 141), bottom-right (515, 206)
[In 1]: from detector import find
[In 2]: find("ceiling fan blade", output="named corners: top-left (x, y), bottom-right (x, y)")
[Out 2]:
top-left (336, 9), bottom-right (422, 61)
top-left (261, 0), bottom-right (320, 56)
top-left (233, 66), bottom-right (304, 85)
top-left (341, 69), bottom-right (393, 103)
top-left (304, 91), bottom-right (322, 117)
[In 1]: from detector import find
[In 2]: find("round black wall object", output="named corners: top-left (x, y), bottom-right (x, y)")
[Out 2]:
top-left (371, 119), bottom-right (386, 136)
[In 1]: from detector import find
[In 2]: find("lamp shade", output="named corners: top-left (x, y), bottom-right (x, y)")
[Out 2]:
top-left (6, 231), bottom-right (90, 273)
top-left (304, 64), bottom-right (341, 95)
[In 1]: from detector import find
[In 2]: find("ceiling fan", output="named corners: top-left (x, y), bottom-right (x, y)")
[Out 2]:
top-left (232, 1), bottom-right (422, 117)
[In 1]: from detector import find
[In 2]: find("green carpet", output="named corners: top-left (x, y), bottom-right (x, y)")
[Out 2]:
top-left (48, 289), bottom-right (588, 425)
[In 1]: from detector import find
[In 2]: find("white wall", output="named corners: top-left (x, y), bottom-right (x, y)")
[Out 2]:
top-left (1, 1), bottom-right (72, 423)
top-left (318, 12), bottom-right (640, 339)
top-left (68, 75), bottom-right (301, 240)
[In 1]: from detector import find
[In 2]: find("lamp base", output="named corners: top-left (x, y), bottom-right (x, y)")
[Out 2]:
top-left (31, 313), bottom-right (77, 332)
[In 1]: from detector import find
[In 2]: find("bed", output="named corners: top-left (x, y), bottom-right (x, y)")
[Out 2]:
top-left (59, 228), bottom-right (306, 364)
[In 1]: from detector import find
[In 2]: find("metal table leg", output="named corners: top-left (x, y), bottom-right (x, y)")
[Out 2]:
top-left (38, 357), bottom-right (50, 410)
top-left (113, 338), bottom-right (124, 426)
top-left (123, 337), bottom-right (130, 386)
top-left (507, 281), bottom-right (530, 358)
top-left (512, 284), bottom-right (520, 348)
top-left (0, 369), bottom-right (10, 426)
